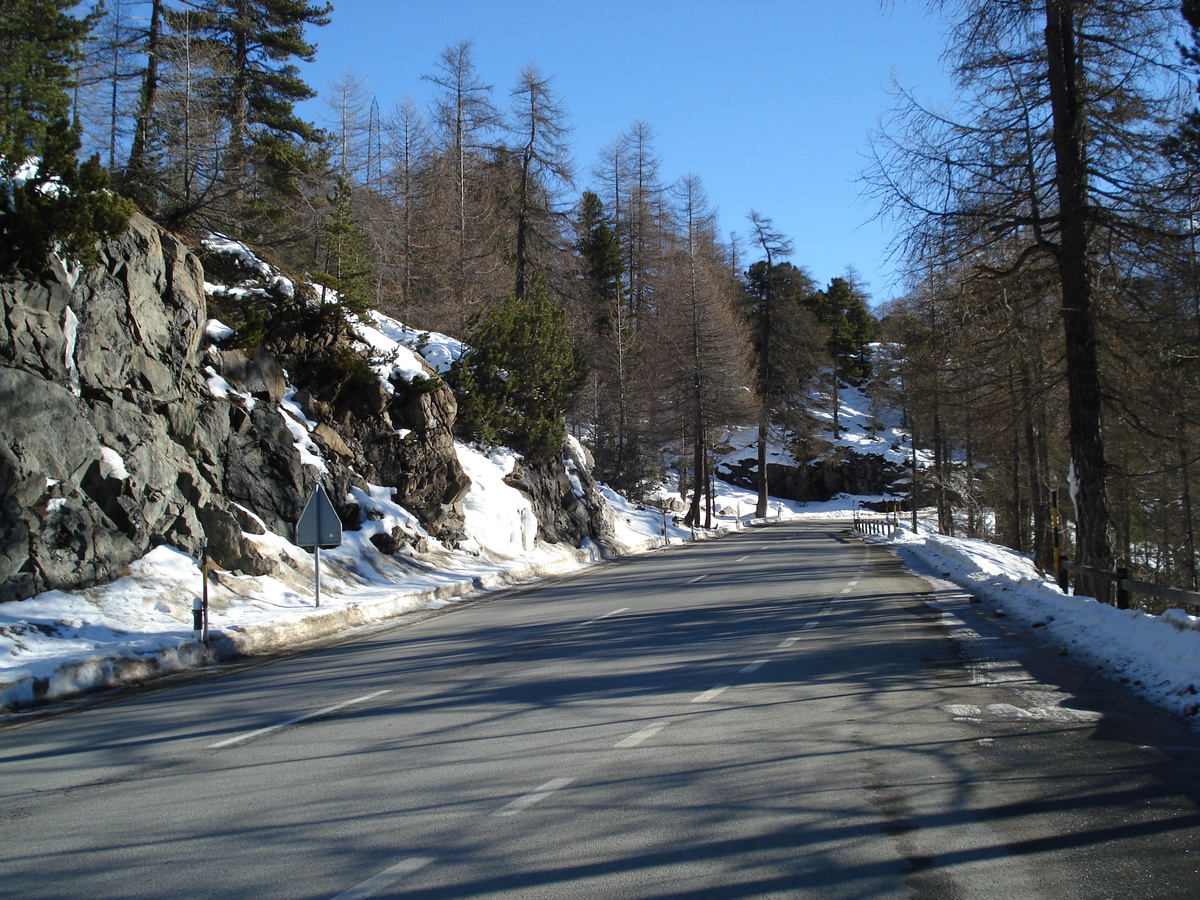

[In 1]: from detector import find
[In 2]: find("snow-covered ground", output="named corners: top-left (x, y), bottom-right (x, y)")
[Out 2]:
top-left (880, 521), bottom-right (1200, 722)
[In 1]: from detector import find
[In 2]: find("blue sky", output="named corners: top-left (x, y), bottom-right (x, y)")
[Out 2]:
top-left (298, 1), bottom-right (952, 307)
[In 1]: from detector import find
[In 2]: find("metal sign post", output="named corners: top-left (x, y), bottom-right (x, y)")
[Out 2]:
top-left (296, 486), bottom-right (343, 608)
top-left (201, 539), bottom-right (209, 644)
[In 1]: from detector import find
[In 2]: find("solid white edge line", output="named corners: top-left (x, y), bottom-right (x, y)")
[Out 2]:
top-left (493, 777), bottom-right (575, 816)
top-left (207, 689), bottom-right (392, 749)
top-left (615, 721), bottom-right (667, 748)
top-left (691, 685), bottom-right (730, 703)
top-left (332, 856), bottom-right (435, 900)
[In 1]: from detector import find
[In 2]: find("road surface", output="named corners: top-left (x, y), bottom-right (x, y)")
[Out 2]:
top-left (2, 521), bottom-right (1200, 898)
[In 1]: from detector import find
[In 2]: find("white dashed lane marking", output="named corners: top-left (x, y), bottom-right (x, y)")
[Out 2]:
top-left (615, 722), bottom-right (668, 748)
top-left (208, 689), bottom-right (392, 750)
top-left (332, 857), bottom-right (435, 899)
top-left (691, 685), bottom-right (730, 703)
top-left (493, 778), bottom-right (575, 817)
top-left (573, 607), bottom-right (629, 629)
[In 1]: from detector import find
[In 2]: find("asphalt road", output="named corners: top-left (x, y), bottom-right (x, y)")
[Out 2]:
top-left (3, 521), bottom-right (1200, 899)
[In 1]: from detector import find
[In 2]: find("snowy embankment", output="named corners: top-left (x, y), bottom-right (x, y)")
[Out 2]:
top-left (7, 478), bottom-right (1200, 724)
top-left (0, 438), bottom-right (693, 713)
top-left (879, 525), bottom-right (1200, 721)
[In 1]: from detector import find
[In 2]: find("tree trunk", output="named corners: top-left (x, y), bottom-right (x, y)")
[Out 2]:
top-left (125, 0), bottom-right (163, 202)
top-left (1045, 0), bottom-right (1113, 599)
top-left (756, 408), bottom-right (769, 519)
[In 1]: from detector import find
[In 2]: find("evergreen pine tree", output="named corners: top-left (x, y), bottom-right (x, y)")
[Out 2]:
top-left (449, 282), bottom-right (585, 465)
top-left (176, 0), bottom-right (331, 229)
top-left (315, 174), bottom-right (375, 334)
top-left (577, 190), bottom-right (654, 491)
top-left (0, 0), bottom-right (131, 272)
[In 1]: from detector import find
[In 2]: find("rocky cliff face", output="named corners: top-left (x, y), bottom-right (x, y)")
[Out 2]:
top-left (0, 214), bottom-right (608, 605)
top-left (716, 449), bottom-right (907, 504)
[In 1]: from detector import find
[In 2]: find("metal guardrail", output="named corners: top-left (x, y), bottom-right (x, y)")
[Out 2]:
top-left (1062, 561), bottom-right (1200, 611)
top-left (852, 510), bottom-right (899, 538)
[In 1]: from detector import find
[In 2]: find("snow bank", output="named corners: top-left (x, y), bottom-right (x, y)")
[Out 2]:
top-left (0, 445), bottom-right (682, 713)
top-left (885, 526), bottom-right (1200, 720)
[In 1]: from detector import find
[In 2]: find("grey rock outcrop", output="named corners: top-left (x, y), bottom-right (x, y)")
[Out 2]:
top-left (0, 214), bottom-right (314, 601)
top-left (716, 449), bottom-right (907, 503)
top-left (1, 213), bottom-right (611, 605)
top-left (503, 440), bottom-right (614, 549)
top-left (0, 215), bottom-right (429, 601)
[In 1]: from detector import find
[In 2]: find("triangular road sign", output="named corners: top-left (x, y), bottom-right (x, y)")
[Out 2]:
top-left (296, 485), bottom-right (342, 549)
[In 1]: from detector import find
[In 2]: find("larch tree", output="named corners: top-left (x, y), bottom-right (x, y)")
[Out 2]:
top-left (422, 39), bottom-right (502, 316)
top-left (746, 210), bottom-right (795, 517)
top-left (377, 95), bottom-right (430, 318)
top-left (865, 0), bottom-right (1184, 598)
top-left (323, 68), bottom-right (372, 184)
top-left (662, 175), bottom-right (756, 528)
top-left (507, 62), bottom-right (574, 301)
top-left (74, 0), bottom-right (143, 173)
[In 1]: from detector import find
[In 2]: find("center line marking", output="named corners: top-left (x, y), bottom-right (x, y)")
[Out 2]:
top-left (692, 685), bottom-right (730, 703)
top-left (615, 722), bottom-right (667, 747)
top-left (493, 778), bottom-right (574, 816)
top-left (332, 856), bottom-right (435, 900)
top-left (208, 689), bottom-right (391, 749)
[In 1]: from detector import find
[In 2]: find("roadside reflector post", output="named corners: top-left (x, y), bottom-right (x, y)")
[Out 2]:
top-left (1051, 489), bottom-right (1068, 592)
top-left (192, 597), bottom-right (204, 641)
top-left (200, 538), bottom-right (209, 645)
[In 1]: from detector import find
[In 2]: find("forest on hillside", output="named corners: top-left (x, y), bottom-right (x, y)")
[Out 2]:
top-left (6, 1), bottom-right (1200, 598)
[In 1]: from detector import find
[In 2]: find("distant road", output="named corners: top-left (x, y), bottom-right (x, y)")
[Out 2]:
top-left (3, 521), bottom-right (1200, 899)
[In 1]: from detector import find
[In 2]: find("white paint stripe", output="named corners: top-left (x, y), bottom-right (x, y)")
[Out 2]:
top-left (691, 685), bottom-right (730, 703)
top-left (736, 555), bottom-right (750, 563)
top-left (493, 778), bottom-right (574, 816)
top-left (573, 607), bottom-right (629, 629)
top-left (740, 660), bottom-right (768, 674)
top-left (332, 856), bottom-right (434, 899)
top-left (801, 621), bottom-right (820, 631)
top-left (207, 689), bottom-right (391, 749)
top-left (687, 574), bottom-right (708, 584)
top-left (779, 636), bottom-right (800, 648)
top-left (615, 722), bottom-right (667, 748)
